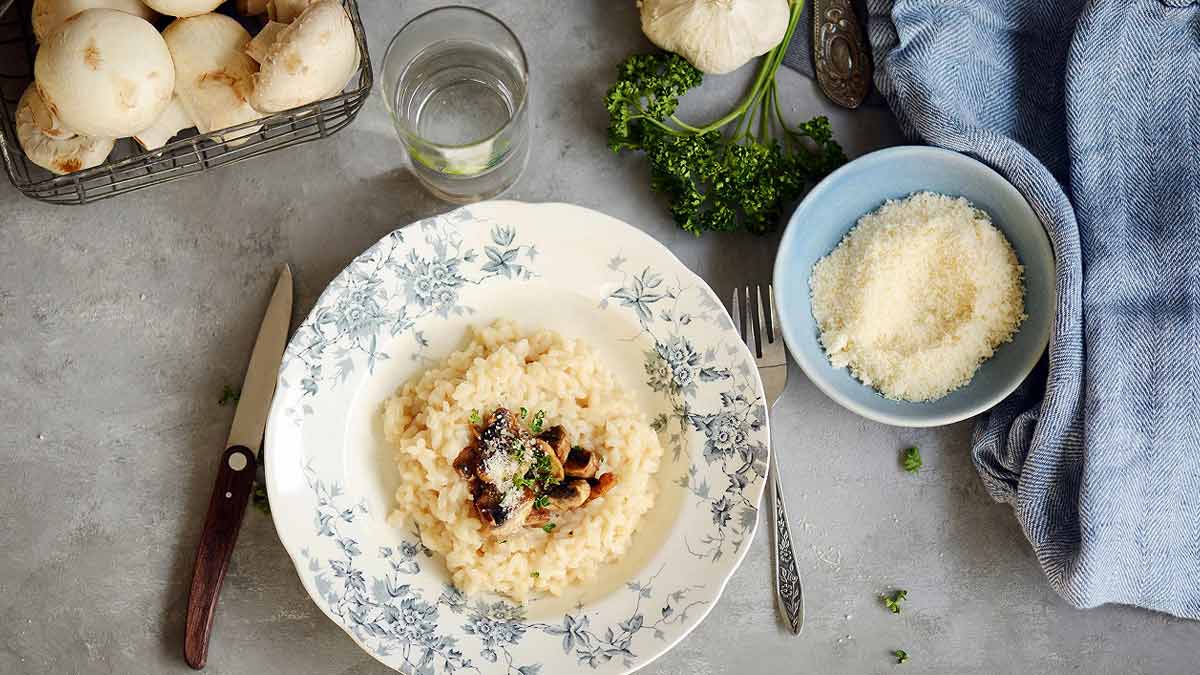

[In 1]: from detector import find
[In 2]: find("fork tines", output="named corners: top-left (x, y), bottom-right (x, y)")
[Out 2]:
top-left (731, 284), bottom-right (784, 363)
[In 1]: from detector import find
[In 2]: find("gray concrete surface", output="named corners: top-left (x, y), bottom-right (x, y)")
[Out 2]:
top-left (1, 2), bottom-right (1198, 674)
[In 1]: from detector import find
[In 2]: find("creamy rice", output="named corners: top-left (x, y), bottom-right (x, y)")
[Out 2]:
top-left (383, 320), bottom-right (663, 600)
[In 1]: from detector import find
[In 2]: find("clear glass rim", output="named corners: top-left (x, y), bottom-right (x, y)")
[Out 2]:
top-left (382, 5), bottom-right (530, 152)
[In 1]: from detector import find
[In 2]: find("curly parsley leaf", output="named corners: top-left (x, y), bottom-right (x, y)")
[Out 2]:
top-left (902, 447), bottom-right (922, 473)
top-left (894, 649), bottom-right (909, 664)
top-left (882, 589), bottom-right (908, 614)
top-left (529, 409), bottom-right (546, 434)
top-left (251, 483), bottom-right (270, 515)
top-left (542, 522), bottom-right (556, 534)
top-left (603, 4), bottom-right (845, 236)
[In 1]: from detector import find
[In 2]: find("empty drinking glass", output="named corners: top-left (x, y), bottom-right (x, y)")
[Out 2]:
top-left (382, 7), bottom-right (530, 203)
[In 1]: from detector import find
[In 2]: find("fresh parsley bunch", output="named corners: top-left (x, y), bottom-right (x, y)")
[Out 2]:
top-left (604, 2), bottom-right (845, 235)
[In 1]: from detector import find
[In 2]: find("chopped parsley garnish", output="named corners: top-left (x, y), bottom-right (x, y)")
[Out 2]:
top-left (894, 650), bottom-right (909, 664)
top-left (530, 571), bottom-right (540, 578)
top-left (529, 449), bottom-right (558, 487)
top-left (251, 483), bottom-right (270, 515)
top-left (542, 522), bottom-right (556, 534)
top-left (519, 407), bottom-right (529, 419)
top-left (533, 495), bottom-right (550, 509)
top-left (882, 589), bottom-right (908, 614)
top-left (512, 474), bottom-right (533, 490)
top-left (902, 447), bottom-right (922, 473)
top-left (509, 441), bottom-right (526, 460)
top-left (530, 410), bottom-right (546, 433)
top-left (468, 409), bottom-right (481, 425)
top-left (219, 385), bottom-right (240, 406)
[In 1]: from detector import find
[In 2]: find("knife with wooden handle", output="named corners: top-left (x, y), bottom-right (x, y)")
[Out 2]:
top-left (184, 265), bottom-right (292, 670)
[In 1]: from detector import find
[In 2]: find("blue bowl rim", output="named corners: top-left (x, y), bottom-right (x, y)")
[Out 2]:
top-left (772, 145), bottom-right (1055, 427)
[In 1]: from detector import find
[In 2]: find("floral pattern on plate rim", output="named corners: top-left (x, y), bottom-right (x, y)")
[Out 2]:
top-left (269, 203), bottom-right (768, 674)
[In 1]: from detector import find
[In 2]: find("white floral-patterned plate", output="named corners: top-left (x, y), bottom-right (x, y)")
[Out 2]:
top-left (265, 202), bottom-right (769, 674)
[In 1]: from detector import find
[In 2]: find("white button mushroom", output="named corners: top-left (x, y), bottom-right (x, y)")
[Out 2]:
top-left (134, 94), bottom-right (194, 150)
top-left (31, 0), bottom-right (157, 43)
top-left (163, 13), bottom-right (262, 145)
top-left (640, 0), bottom-right (790, 75)
top-left (34, 8), bottom-right (175, 138)
top-left (139, 0), bottom-right (222, 18)
top-left (248, 0), bottom-right (358, 114)
top-left (16, 84), bottom-right (114, 175)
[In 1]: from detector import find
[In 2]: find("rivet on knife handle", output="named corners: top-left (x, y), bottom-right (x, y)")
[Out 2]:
top-left (184, 446), bottom-right (258, 669)
top-left (812, 0), bottom-right (872, 109)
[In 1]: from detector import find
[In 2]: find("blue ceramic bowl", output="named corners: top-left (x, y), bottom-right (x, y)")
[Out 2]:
top-left (773, 146), bottom-right (1055, 427)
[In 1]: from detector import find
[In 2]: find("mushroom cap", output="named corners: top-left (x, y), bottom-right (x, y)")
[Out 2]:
top-left (34, 8), bottom-right (175, 138)
top-left (22, 77), bottom-right (75, 140)
top-left (139, 0), bottom-right (222, 18)
top-left (15, 83), bottom-right (113, 175)
top-left (249, 0), bottom-right (357, 113)
top-left (163, 13), bottom-right (262, 143)
top-left (640, 0), bottom-right (789, 75)
top-left (31, 0), bottom-right (157, 43)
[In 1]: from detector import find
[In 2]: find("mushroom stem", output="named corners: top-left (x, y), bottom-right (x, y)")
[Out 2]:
top-left (244, 21), bottom-right (286, 64)
top-left (134, 95), bottom-right (195, 151)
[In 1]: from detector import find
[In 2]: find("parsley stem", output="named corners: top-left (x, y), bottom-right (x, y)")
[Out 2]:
top-left (679, 0), bottom-right (805, 136)
top-left (632, 114), bottom-right (690, 137)
top-left (771, 84), bottom-right (789, 139)
top-left (670, 114), bottom-right (702, 133)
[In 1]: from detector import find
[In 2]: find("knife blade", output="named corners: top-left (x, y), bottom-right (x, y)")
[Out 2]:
top-left (184, 264), bottom-right (293, 670)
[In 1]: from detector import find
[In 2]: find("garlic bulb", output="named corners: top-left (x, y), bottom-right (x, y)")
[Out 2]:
top-left (639, 0), bottom-right (790, 75)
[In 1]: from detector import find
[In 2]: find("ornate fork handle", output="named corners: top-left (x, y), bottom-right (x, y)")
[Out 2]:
top-left (770, 445), bottom-right (804, 633)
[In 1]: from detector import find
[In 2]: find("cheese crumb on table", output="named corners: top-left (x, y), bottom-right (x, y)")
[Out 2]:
top-left (809, 192), bottom-right (1026, 401)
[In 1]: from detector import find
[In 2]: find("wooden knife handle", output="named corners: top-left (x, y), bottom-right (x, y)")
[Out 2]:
top-left (184, 445), bottom-right (257, 670)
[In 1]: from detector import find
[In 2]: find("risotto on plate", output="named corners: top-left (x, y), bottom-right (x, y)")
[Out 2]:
top-left (382, 320), bottom-right (664, 601)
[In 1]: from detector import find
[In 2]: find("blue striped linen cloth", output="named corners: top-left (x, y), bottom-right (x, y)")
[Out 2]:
top-left (811, 0), bottom-right (1200, 618)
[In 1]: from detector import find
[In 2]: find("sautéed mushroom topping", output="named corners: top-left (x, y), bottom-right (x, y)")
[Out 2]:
top-left (453, 407), bottom-right (619, 535)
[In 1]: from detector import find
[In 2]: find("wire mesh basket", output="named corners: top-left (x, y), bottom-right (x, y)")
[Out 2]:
top-left (0, 0), bottom-right (372, 205)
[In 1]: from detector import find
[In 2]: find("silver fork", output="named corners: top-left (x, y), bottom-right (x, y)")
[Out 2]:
top-left (732, 284), bottom-right (804, 635)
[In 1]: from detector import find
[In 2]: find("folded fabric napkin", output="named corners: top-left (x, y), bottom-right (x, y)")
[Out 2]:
top-left (812, 0), bottom-right (1200, 619)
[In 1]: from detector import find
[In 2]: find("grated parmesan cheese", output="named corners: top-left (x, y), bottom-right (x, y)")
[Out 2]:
top-left (809, 192), bottom-right (1026, 401)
